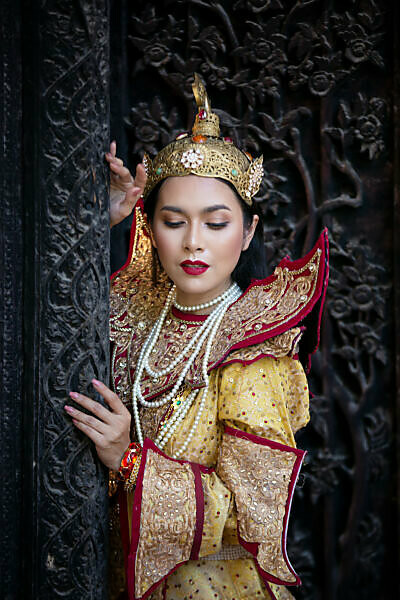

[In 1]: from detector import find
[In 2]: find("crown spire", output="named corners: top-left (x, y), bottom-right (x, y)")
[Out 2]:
top-left (191, 73), bottom-right (220, 138)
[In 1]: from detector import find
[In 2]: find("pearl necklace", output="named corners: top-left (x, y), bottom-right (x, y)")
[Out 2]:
top-left (173, 284), bottom-right (237, 312)
top-left (132, 282), bottom-right (241, 454)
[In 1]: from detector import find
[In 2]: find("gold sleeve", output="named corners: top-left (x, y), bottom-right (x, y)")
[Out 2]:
top-left (194, 356), bottom-right (309, 583)
top-left (218, 355), bottom-right (310, 445)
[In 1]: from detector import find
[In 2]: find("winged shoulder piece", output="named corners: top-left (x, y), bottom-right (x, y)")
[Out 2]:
top-left (110, 202), bottom-right (329, 400)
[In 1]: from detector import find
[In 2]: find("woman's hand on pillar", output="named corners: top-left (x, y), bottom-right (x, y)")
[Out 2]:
top-left (106, 140), bottom-right (147, 228)
top-left (64, 379), bottom-right (132, 471)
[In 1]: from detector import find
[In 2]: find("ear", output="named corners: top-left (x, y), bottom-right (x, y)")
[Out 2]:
top-left (242, 214), bottom-right (259, 251)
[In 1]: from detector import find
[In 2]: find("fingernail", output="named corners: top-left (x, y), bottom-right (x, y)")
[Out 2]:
top-left (69, 391), bottom-right (78, 399)
top-left (92, 378), bottom-right (101, 386)
top-left (64, 405), bottom-right (74, 413)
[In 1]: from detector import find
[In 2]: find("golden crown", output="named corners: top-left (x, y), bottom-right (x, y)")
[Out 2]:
top-left (142, 74), bottom-right (264, 206)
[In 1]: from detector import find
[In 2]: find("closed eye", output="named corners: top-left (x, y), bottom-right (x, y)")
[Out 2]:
top-left (206, 222), bottom-right (229, 229)
top-left (164, 221), bottom-right (185, 228)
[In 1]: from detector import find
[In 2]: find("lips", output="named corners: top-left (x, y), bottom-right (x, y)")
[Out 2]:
top-left (180, 260), bottom-right (210, 275)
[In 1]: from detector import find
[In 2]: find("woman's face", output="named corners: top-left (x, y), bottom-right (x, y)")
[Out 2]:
top-left (148, 175), bottom-right (258, 309)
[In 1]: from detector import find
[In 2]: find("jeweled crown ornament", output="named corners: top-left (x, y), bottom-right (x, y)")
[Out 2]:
top-left (142, 73), bottom-right (264, 205)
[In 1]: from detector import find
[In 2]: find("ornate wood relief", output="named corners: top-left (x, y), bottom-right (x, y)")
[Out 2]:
top-left (20, 1), bottom-right (111, 598)
top-left (110, 0), bottom-right (397, 597)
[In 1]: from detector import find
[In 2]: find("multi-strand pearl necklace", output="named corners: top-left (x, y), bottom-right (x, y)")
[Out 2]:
top-left (132, 282), bottom-right (241, 457)
top-left (173, 285), bottom-right (236, 312)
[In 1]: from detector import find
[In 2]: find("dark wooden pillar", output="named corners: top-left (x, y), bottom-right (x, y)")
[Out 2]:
top-left (1, 1), bottom-right (111, 598)
top-left (0, 0), bottom-right (24, 597)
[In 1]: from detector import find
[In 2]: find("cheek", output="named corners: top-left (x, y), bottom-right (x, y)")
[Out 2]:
top-left (151, 221), bottom-right (167, 249)
top-left (216, 225), bottom-right (244, 263)
top-left (151, 224), bottom-right (179, 265)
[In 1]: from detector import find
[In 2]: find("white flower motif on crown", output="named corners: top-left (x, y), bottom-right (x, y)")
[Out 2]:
top-left (181, 148), bottom-right (204, 169)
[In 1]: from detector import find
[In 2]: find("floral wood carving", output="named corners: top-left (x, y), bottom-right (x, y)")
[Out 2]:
top-left (110, 0), bottom-right (396, 597)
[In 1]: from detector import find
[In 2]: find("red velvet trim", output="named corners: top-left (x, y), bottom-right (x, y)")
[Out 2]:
top-left (171, 306), bottom-right (208, 322)
top-left (189, 463), bottom-right (205, 561)
top-left (224, 425), bottom-right (305, 458)
top-left (126, 438), bottom-right (213, 600)
top-left (215, 326), bottom-right (305, 371)
top-left (306, 228), bottom-right (330, 372)
top-left (224, 426), bottom-right (305, 587)
top-left (118, 487), bottom-right (130, 567)
top-left (126, 436), bottom-right (147, 600)
top-left (263, 580), bottom-right (278, 600)
top-left (127, 553), bottom-right (186, 600)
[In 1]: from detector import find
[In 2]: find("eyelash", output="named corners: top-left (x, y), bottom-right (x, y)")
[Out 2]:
top-left (164, 221), bottom-right (229, 229)
top-left (163, 221), bottom-right (184, 228)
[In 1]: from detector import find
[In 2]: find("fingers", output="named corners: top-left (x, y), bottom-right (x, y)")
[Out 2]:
top-left (91, 379), bottom-right (128, 416)
top-left (109, 162), bottom-right (134, 184)
top-left (71, 419), bottom-right (103, 445)
top-left (65, 380), bottom-right (131, 470)
top-left (110, 140), bottom-right (117, 158)
top-left (105, 150), bottom-right (147, 194)
top-left (65, 403), bottom-right (108, 434)
top-left (105, 148), bottom-right (125, 171)
top-left (124, 186), bottom-right (143, 207)
top-left (134, 162), bottom-right (147, 190)
top-left (67, 390), bottom-right (113, 424)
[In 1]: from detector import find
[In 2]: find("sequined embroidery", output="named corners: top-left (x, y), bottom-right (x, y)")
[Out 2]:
top-left (217, 433), bottom-right (298, 583)
top-left (135, 449), bottom-right (197, 598)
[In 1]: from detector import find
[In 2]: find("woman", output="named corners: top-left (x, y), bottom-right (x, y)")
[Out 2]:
top-left (65, 75), bottom-right (328, 600)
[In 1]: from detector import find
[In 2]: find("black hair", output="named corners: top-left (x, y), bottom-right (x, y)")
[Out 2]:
top-left (144, 177), bottom-right (268, 291)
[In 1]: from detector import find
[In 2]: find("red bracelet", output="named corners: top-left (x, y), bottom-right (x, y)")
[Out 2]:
top-left (118, 442), bottom-right (142, 481)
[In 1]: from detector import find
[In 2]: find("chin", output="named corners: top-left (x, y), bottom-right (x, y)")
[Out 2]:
top-left (174, 272), bottom-right (234, 302)
top-left (170, 271), bottom-right (211, 293)
top-left (174, 278), bottom-right (213, 296)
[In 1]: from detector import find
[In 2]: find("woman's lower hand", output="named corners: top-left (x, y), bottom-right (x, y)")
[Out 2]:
top-left (106, 140), bottom-right (147, 228)
top-left (64, 379), bottom-right (132, 471)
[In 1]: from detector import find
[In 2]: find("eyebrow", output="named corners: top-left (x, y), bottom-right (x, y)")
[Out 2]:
top-left (160, 204), bottom-right (232, 214)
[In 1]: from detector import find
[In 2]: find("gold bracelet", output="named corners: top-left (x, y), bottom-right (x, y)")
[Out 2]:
top-left (108, 470), bottom-right (120, 497)
top-left (124, 454), bottom-right (142, 492)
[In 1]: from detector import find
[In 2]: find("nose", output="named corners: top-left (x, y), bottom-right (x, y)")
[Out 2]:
top-left (183, 221), bottom-right (204, 254)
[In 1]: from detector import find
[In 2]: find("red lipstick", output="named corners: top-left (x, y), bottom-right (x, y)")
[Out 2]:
top-left (180, 260), bottom-right (210, 275)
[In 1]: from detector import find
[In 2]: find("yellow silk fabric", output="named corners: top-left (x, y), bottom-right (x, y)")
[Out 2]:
top-left (144, 355), bottom-right (309, 600)
top-left (165, 355), bottom-right (309, 464)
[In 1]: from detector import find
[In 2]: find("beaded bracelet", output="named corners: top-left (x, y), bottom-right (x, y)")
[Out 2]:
top-left (118, 442), bottom-right (142, 481)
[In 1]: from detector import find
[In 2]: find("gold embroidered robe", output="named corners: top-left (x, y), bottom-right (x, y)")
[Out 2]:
top-left (109, 205), bottom-right (329, 600)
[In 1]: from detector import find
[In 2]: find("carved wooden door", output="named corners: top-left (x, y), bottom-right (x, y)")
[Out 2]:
top-left (1, 1), bottom-right (398, 598)
top-left (110, 1), bottom-right (400, 598)
top-left (1, 1), bottom-right (110, 598)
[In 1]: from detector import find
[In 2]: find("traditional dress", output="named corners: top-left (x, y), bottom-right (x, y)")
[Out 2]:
top-left (108, 205), bottom-right (329, 600)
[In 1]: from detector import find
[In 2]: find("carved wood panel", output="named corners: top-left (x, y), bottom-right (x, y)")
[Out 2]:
top-left (110, 1), bottom-right (398, 598)
top-left (17, 1), bottom-right (111, 598)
